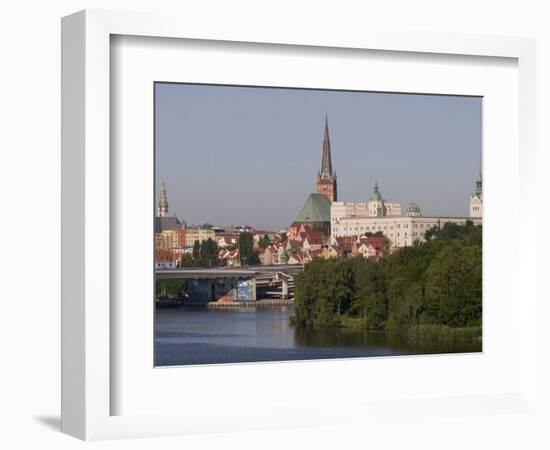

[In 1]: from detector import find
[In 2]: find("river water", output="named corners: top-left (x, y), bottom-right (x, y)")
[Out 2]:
top-left (155, 306), bottom-right (481, 366)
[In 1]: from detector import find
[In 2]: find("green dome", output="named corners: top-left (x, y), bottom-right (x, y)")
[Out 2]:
top-left (294, 193), bottom-right (331, 223)
top-left (407, 202), bottom-right (420, 213)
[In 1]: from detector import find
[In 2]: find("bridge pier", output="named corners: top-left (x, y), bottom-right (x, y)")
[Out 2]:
top-left (281, 279), bottom-right (288, 299)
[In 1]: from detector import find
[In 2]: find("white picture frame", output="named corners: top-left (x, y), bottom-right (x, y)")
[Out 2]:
top-left (61, 9), bottom-right (537, 441)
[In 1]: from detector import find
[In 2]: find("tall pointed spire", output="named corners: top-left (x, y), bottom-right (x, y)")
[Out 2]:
top-left (158, 180), bottom-right (169, 217)
top-left (316, 115), bottom-right (337, 203)
top-left (320, 114), bottom-right (333, 180)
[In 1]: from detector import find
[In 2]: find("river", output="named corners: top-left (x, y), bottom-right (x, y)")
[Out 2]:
top-left (155, 306), bottom-right (481, 366)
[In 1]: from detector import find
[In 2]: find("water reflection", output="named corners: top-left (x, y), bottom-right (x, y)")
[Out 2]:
top-left (155, 306), bottom-right (481, 366)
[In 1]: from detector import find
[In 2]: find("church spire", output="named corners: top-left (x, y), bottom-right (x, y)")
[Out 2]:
top-left (320, 114), bottom-right (333, 180)
top-left (158, 180), bottom-right (169, 217)
top-left (316, 115), bottom-right (337, 203)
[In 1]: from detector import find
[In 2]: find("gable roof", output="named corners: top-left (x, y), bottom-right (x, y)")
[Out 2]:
top-left (304, 231), bottom-right (326, 245)
top-left (155, 216), bottom-right (184, 233)
top-left (294, 193), bottom-right (331, 223)
top-left (361, 236), bottom-right (386, 250)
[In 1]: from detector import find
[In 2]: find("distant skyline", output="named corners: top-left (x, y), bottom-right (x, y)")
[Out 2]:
top-left (155, 83), bottom-right (482, 230)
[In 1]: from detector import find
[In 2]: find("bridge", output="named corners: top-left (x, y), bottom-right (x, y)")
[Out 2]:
top-left (156, 264), bottom-right (303, 304)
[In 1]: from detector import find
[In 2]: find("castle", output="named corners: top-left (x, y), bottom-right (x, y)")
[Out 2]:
top-left (291, 115), bottom-right (483, 249)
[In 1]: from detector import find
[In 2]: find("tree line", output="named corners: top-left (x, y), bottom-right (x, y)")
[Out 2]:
top-left (179, 237), bottom-right (220, 267)
top-left (177, 232), bottom-right (262, 267)
top-left (293, 221), bottom-right (482, 333)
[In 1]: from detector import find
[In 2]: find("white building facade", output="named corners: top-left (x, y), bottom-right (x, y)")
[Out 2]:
top-left (331, 179), bottom-right (482, 249)
top-left (469, 172), bottom-right (483, 218)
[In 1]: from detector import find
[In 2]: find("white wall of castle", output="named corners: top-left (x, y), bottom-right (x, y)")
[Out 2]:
top-left (331, 200), bottom-right (401, 221)
top-left (331, 214), bottom-right (482, 248)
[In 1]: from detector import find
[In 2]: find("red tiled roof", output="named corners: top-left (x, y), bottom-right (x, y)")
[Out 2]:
top-left (363, 236), bottom-right (386, 250)
top-left (304, 231), bottom-right (327, 245)
top-left (289, 239), bottom-right (303, 249)
top-left (334, 236), bottom-right (356, 251)
top-left (155, 249), bottom-right (177, 261)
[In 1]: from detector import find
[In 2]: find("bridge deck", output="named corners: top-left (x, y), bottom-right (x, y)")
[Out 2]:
top-left (156, 264), bottom-right (303, 279)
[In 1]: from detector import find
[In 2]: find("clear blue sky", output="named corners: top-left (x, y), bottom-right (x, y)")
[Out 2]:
top-left (155, 83), bottom-right (481, 230)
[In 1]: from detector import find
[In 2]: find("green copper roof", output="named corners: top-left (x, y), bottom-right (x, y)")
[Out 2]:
top-left (407, 202), bottom-right (421, 213)
top-left (370, 181), bottom-right (383, 202)
top-left (294, 193), bottom-right (331, 223)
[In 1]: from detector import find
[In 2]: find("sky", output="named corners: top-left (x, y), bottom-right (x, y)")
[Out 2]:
top-left (155, 83), bottom-right (482, 230)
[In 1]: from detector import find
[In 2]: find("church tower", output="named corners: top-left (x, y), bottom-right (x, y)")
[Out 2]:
top-left (157, 180), bottom-right (169, 217)
top-left (469, 171), bottom-right (483, 218)
top-left (316, 115), bottom-right (338, 203)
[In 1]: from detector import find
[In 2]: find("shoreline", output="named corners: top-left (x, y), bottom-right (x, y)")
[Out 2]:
top-left (291, 315), bottom-right (482, 342)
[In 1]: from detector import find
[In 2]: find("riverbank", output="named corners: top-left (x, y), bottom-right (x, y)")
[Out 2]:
top-left (320, 315), bottom-right (482, 342)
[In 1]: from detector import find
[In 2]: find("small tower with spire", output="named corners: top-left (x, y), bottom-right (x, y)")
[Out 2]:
top-left (368, 180), bottom-right (386, 217)
top-left (469, 170), bottom-right (483, 218)
top-left (316, 114), bottom-right (338, 203)
top-left (157, 180), bottom-right (169, 217)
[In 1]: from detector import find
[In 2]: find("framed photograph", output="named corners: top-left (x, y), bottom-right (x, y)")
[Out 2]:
top-left (61, 9), bottom-right (537, 440)
top-left (153, 83), bottom-right (483, 368)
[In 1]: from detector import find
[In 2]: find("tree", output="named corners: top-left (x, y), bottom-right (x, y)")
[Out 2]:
top-left (239, 232), bottom-right (260, 266)
top-left (424, 242), bottom-right (481, 327)
top-left (200, 237), bottom-right (219, 267)
top-left (292, 222), bottom-right (482, 332)
top-left (258, 233), bottom-right (271, 249)
top-left (179, 253), bottom-right (193, 267)
top-left (156, 279), bottom-right (186, 299)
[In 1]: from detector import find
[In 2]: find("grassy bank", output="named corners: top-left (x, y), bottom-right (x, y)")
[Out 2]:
top-left (338, 315), bottom-right (481, 342)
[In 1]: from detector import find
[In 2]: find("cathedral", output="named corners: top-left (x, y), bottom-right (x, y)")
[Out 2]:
top-left (289, 116), bottom-right (336, 239)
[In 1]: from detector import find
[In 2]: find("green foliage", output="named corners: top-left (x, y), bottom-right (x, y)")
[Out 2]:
top-left (239, 232), bottom-right (260, 266)
top-left (364, 231), bottom-right (384, 237)
top-left (424, 242), bottom-right (482, 327)
top-left (189, 238), bottom-right (219, 267)
top-left (293, 258), bottom-right (354, 328)
top-left (156, 279), bottom-right (186, 298)
top-left (199, 238), bottom-right (219, 267)
top-left (294, 223), bottom-right (482, 332)
top-left (258, 233), bottom-right (271, 249)
top-left (179, 253), bottom-right (193, 267)
top-left (425, 220), bottom-right (481, 246)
